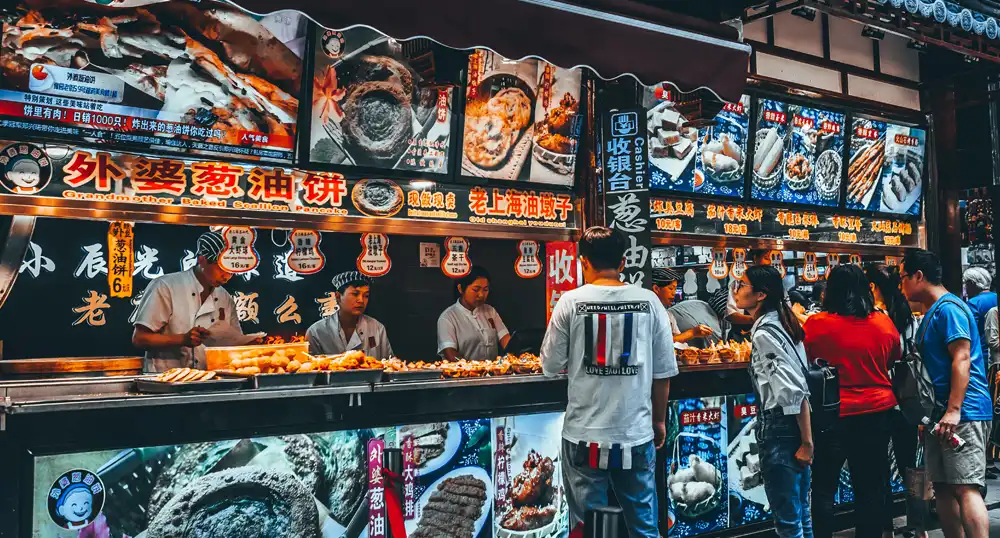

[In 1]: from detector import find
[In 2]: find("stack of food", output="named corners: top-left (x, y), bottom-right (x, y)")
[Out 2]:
top-left (226, 349), bottom-right (380, 375)
top-left (675, 341), bottom-right (751, 366)
top-left (382, 354), bottom-right (542, 378)
top-left (647, 102), bottom-right (699, 162)
top-left (150, 368), bottom-right (217, 383)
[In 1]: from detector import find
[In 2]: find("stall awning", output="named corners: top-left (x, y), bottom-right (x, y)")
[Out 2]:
top-left (231, 0), bottom-right (751, 102)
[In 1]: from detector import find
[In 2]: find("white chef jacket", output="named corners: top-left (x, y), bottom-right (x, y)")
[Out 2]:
top-left (437, 300), bottom-right (509, 362)
top-left (133, 269), bottom-right (241, 372)
top-left (306, 312), bottom-right (393, 359)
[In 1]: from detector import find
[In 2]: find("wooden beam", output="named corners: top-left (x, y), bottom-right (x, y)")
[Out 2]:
top-left (747, 39), bottom-right (921, 89)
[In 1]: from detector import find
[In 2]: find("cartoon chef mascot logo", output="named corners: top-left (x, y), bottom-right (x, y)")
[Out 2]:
top-left (0, 142), bottom-right (53, 195)
top-left (47, 469), bottom-right (106, 530)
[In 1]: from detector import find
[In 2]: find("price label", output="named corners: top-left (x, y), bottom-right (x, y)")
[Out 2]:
top-left (764, 110), bottom-right (787, 124)
top-left (107, 221), bottom-right (134, 298)
top-left (288, 229), bottom-right (325, 275)
top-left (710, 248), bottom-right (729, 279)
top-left (767, 250), bottom-right (786, 278)
top-left (855, 126), bottom-right (880, 140)
top-left (827, 253), bottom-right (841, 278)
top-left (219, 226), bottom-right (259, 273)
top-left (849, 253), bottom-right (863, 266)
top-left (803, 252), bottom-right (819, 283)
top-left (357, 233), bottom-right (391, 277)
top-left (731, 248), bottom-right (747, 279)
top-left (515, 240), bottom-right (542, 278)
top-left (442, 237), bottom-right (471, 278)
top-left (793, 116), bottom-right (814, 130)
top-left (886, 256), bottom-right (900, 267)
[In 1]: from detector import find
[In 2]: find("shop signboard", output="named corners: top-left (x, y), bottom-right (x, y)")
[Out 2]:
top-left (601, 108), bottom-right (651, 287)
top-left (0, 0), bottom-right (306, 162)
top-left (545, 241), bottom-right (578, 323)
top-left (846, 116), bottom-right (925, 216)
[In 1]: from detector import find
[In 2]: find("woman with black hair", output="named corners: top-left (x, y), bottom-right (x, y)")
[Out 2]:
top-left (804, 264), bottom-right (901, 538)
top-left (732, 265), bottom-right (813, 538)
top-left (437, 266), bottom-right (511, 362)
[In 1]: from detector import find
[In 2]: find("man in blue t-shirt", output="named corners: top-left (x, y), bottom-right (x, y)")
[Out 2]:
top-left (964, 267), bottom-right (997, 361)
top-left (901, 249), bottom-right (991, 538)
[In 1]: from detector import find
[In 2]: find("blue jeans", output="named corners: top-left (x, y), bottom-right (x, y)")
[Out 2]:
top-left (757, 412), bottom-right (813, 538)
top-left (561, 439), bottom-right (658, 537)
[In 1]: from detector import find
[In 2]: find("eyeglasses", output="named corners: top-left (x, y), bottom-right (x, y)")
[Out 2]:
top-left (733, 279), bottom-right (750, 292)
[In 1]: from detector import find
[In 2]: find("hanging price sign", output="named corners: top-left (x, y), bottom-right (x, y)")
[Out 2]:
top-left (767, 250), bottom-right (786, 278)
top-left (849, 253), bottom-right (862, 266)
top-left (515, 240), bottom-right (542, 278)
top-left (358, 233), bottom-right (391, 277)
top-left (710, 248), bottom-right (729, 279)
top-left (802, 253), bottom-right (819, 282)
top-left (827, 253), bottom-right (840, 278)
top-left (886, 256), bottom-right (900, 267)
top-left (219, 226), bottom-right (259, 273)
top-left (288, 229), bottom-right (325, 275)
top-left (107, 221), bottom-right (134, 298)
top-left (731, 248), bottom-right (747, 279)
top-left (442, 236), bottom-right (471, 278)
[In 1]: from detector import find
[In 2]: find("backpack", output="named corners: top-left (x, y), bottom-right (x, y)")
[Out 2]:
top-left (891, 297), bottom-right (971, 425)
top-left (756, 323), bottom-right (841, 434)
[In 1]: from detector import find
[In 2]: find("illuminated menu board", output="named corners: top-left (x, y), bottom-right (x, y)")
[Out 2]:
top-left (847, 116), bottom-right (924, 216)
top-left (0, 0), bottom-right (306, 162)
top-left (751, 100), bottom-right (844, 208)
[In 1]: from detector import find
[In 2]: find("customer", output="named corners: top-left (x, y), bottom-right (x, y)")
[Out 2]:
top-left (732, 265), bottom-right (813, 538)
top-left (540, 227), bottom-right (677, 537)
top-left (865, 264), bottom-right (925, 538)
top-left (964, 267), bottom-right (996, 363)
top-left (900, 249), bottom-right (991, 538)
top-left (984, 306), bottom-right (1000, 473)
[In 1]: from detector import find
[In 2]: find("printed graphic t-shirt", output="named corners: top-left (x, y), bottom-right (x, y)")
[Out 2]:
top-left (541, 284), bottom-right (678, 448)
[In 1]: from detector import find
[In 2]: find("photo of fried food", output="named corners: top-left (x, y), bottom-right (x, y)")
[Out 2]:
top-left (409, 475), bottom-right (488, 538)
top-left (464, 83), bottom-right (533, 170)
top-left (400, 422), bottom-right (448, 467)
top-left (501, 450), bottom-right (558, 531)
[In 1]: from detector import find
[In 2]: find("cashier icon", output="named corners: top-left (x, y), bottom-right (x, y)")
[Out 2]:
top-left (46, 469), bottom-right (106, 531)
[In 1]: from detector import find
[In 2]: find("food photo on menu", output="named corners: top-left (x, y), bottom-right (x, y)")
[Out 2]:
top-left (726, 394), bottom-right (771, 529)
top-left (645, 89), bottom-right (749, 199)
top-left (309, 27), bottom-right (454, 174)
top-left (462, 50), bottom-right (581, 185)
top-left (666, 397), bottom-right (729, 538)
top-left (752, 100), bottom-right (844, 207)
top-left (846, 118), bottom-right (924, 216)
top-left (0, 0), bottom-right (306, 162)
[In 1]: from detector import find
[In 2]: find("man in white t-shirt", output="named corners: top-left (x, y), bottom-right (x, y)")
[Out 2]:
top-left (540, 226), bottom-right (678, 537)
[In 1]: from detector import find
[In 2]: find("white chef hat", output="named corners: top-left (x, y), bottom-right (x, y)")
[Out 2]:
top-left (196, 231), bottom-right (226, 262)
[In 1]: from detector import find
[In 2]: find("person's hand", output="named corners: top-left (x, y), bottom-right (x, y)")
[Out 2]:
top-left (792, 303), bottom-right (806, 316)
top-left (937, 409), bottom-right (961, 439)
top-left (794, 442), bottom-right (813, 467)
top-left (696, 324), bottom-right (713, 337)
top-left (182, 327), bottom-right (210, 347)
top-left (654, 421), bottom-right (667, 449)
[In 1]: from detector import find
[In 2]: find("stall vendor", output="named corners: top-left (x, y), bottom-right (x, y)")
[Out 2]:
top-left (651, 268), bottom-right (713, 345)
top-left (306, 271), bottom-right (393, 359)
top-left (437, 266), bottom-right (510, 362)
top-left (132, 231), bottom-right (243, 372)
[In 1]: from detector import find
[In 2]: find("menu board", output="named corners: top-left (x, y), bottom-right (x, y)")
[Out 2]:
top-left (461, 50), bottom-right (582, 186)
top-left (308, 27), bottom-right (454, 174)
top-left (647, 90), bottom-right (749, 199)
top-left (0, 0), bottom-right (306, 162)
top-left (751, 100), bottom-right (844, 208)
top-left (846, 117), bottom-right (924, 215)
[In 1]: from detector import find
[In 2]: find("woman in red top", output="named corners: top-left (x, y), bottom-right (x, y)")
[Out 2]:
top-left (804, 264), bottom-right (901, 538)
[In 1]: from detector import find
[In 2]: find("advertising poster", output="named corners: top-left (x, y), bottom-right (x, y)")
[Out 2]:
top-left (0, 0), bottom-right (306, 162)
top-left (752, 101), bottom-right (844, 207)
top-left (666, 397), bottom-right (729, 537)
top-left (309, 27), bottom-right (454, 174)
top-left (846, 118), bottom-right (924, 216)
top-left (725, 394), bottom-right (770, 528)
top-left (492, 413), bottom-right (569, 538)
top-left (462, 50), bottom-right (582, 186)
top-left (398, 419), bottom-right (494, 538)
top-left (846, 117), bottom-right (888, 212)
top-left (645, 90), bottom-right (749, 199)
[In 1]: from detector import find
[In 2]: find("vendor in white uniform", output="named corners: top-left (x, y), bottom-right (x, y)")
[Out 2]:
top-left (437, 266), bottom-right (510, 362)
top-left (132, 231), bottom-right (243, 372)
top-left (306, 271), bottom-right (393, 359)
top-left (651, 268), bottom-right (712, 345)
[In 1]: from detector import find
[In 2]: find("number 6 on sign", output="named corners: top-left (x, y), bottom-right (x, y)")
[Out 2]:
top-left (219, 226), bottom-right (259, 273)
top-left (357, 233), bottom-right (390, 277)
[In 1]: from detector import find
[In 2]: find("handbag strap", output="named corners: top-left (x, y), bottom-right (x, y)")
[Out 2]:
top-left (757, 322), bottom-right (809, 378)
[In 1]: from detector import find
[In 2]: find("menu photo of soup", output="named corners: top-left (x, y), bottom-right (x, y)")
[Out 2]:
top-left (309, 27), bottom-right (454, 174)
top-left (462, 50), bottom-right (582, 186)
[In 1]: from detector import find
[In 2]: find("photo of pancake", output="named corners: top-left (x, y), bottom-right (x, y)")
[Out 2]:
top-left (351, 178), bottom-right (404, 217)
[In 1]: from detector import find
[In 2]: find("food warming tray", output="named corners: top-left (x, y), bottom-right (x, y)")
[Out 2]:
top-left (250, 372), bottom-right (320, 389)
top-left (318, 368), bottom-right (385, 385)
top-left (136, 377), bottom-right (250, 394)
top-left (382, 369), bottom-right (444, 382)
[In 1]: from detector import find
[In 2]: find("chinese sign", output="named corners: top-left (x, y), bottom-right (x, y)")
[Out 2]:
top-left (287, 230), bottom-right (324, 275)
top-left (803, 253), bottom-right (819, 282)
top-left (402, 435), bottom-right (417, 521)
top-left (710, 248), bottom-right (728, 279)
top-left (367, 438), bottom-right (386, 538)
top-left (601, 108), bottom-right (651, 288)
top-left (219, 227), bottom-right (259, 274)
top-left (494, 426), bottom-right (511, 516)
top-left (107, 222), bottom-right (133, 298)
top-left (514, 240), bottom-right (542, 279)
top-left (545, 241), bottom-right (578, 323)
top-left (442, 237), bottom-right (471, 278)
top-left (358, 233), bottom-right (391, 277)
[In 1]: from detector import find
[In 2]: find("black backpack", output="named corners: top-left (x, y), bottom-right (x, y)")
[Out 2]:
top-left (757, 323), bottom-right (841, 434)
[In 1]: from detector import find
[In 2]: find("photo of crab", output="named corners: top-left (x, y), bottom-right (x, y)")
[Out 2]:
top-left (0, 0), bottom-right (306, 162)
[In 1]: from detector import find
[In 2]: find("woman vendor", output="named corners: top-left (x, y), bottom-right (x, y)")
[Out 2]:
top-left (437, 266), bottom-right (510, 362)
top-left (652, 268), bottom-right (713, 345)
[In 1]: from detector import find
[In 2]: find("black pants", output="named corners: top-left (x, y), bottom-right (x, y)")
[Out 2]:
top-left (813, 410), bottom-right (892, 538)
top-left (883, 408), bottom-right (919, 531)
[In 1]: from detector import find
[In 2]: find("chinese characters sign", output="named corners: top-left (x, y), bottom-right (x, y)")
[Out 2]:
top-left (442, 237), bottom-right (471, 278)
top-left (515, 240), bottom-right (542, 279)
top-left (358, 233), bottom-right (391, 277)
top-left (545, 241), bottom-right (578, 323)
top-left (219, 227), bottom-right (259, 274)
top-left (287, 230), bottom-right (325, 275)
top-left (601, 109), bottom-right (651, 288)
top-left (107, 222), bottom-right (133, 298)
top-left (367, 438), bottom-right (386, 538)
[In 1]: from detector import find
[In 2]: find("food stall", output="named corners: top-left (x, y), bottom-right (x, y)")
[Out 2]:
top-left (0, 1), bottom-right (754, 538)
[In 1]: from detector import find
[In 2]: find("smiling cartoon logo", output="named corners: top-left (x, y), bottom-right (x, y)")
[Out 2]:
top-left (47, 469), bottom-right (105, 530)
top-left (0, 143), bottom-right (53, 195)
top-left (28, 64), bottom-right (54, 92)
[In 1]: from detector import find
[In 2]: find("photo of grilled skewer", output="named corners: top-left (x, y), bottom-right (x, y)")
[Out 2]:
top-left (846, 137), bottom-right (885, 207)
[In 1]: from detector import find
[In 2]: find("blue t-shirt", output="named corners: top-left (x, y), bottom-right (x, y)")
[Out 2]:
top-left (968, 291), bottom-right (997, 358)
top-left (919, 294), bottom-right (993, 422)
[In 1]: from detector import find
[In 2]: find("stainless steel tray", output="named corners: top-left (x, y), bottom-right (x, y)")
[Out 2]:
top-left (136, 377), bottom-right (249, 394)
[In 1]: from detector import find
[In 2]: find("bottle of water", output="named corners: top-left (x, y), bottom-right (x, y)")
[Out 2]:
top-left (921, 417), bottom-right (967, 451)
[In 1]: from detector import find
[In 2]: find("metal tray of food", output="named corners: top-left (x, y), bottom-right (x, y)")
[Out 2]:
top-left (382, 369), bottom-right (444, 382)
top-left (250, 372), bottom-right (320, 389)
top-left (317, 368), bottom-right (385, 386)
top-left (136, 377), bottom-right (250, 394)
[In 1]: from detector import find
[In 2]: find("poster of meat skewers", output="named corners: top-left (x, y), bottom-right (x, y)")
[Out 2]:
top-left (308, 27), bottom-right (455, 174)
top-left (462, 51), bottom-right (582, 186)
top-left (846, 118), bottom-right (924, 216)
top-left (0, 0), bottom-right (306, 162)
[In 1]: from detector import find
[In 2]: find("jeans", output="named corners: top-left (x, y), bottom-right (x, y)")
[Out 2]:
top-left (757, 410), bottom-right (813, 538)
top-left (561, 439), bottom-right (658, 538)
top-left (813, 410), bottom-right (891, 538)
top-left (884, 408), bottom-right (920, 532)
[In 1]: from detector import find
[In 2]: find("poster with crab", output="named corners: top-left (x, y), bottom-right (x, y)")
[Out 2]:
top-left (0, 0), bottom-right (306, 162)
top-left (308, 26), bottom-right (454, 174)
top-left (461, 50), bottom-right (581, 186)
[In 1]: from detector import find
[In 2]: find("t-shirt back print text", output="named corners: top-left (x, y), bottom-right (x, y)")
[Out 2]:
top-left (576, 300), bottom-right (651, 376)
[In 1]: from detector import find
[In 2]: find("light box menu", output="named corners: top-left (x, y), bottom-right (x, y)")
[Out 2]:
top-left (846, 116), bottom-right (924, 216)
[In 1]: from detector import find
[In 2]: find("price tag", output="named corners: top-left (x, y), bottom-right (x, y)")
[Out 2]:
top-left (849, 253), bottom-right (863, 266)
top-left (442, 237), bottom-right (471, 278)
top-left (710, 248), bottom-right (729, 279)
top-left (288, 230), bottom-right (325, 275)
top-left (803, 252), bottom-right (819, 283)
top-left (219, 227), bottom-right (259, 273)
top-left (419, 242), bottom-right (441, 268)
top-left (515, 240), bottom-right (542, 278)
top-left (107, 221), bottom-right (134, 298)
top-left (827, 253), bottom-right (841, 278)
top-left (357, 233), bottom-right (391, 277)
top-left (767, 250), bottom-right (786, 278)
top-left (731, 248), bottom-right (747, 279)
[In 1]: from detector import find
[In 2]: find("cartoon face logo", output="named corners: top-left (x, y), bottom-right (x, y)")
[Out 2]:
top-left (0, 143), bottom-right (53, 195)
top-left (322, 31), bottom-right (345, 59)
top-left (47, 469), bottom-right (105, 530)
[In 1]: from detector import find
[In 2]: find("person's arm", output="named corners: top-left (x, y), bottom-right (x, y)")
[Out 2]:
top-left (986, 308), bottom-right (999, 354)
top-left (131, 282), bottom-right (205, 350)
top-left (132, 325), bottom-right (204, 349)
top-left (653, 378), bottom-right (671, 448)
top-left (441, 348), bottom-right (461, 362)
top-left (437, 312), bottom-right (460, 360)
top-left (540, 297), bottom-right (571, 377)
top-left (940, 338), bottom-right (972, 436)
top-left (493, 309), bottom-right (511, 352)
top-left (793, 399), bottom-right (814, 466)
